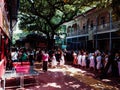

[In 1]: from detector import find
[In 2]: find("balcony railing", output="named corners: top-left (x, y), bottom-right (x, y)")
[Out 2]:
top-left (97, 21), bottom-right (120, 32)
top-left (67, 20), bottom-right (120, 37)
top-left (67, 29), bottom-right (88, 36)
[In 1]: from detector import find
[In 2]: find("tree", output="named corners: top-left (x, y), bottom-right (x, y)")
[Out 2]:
top-left (19, 0), bottom-right (120, 49)
top-left (111, 0), bottom-right (120, 17)
top-left (19, 0), bottom-right (95, 49)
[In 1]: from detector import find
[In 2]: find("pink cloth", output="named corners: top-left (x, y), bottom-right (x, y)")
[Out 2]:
top-left (13, 62), bottom-right (30, 73)
top-left (15, 65), bottom-right (30, 73)
top-left (42, 54), bottom-right (49, 61)
top-left (13, 62), bottom-right (30, 67)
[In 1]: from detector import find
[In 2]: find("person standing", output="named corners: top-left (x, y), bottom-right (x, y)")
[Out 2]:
top-left (11, 48), bottom-right (18, 62)
top-left (72, 51), bottom-right (78, 66)
top-left (51, 53), bottom-right (57, 68)
top-left (42, 50), bottom-right (49, 72)
top-left (116, 52), bottom-right (120, 76)
top-left (96, 52), bottom-right (102, 72)
top-left (112, 52), bottom-right (119, 77)
top-left (104, 53), bottom-right (109, 67)
top-left (77, 50), bottom-right (82, 67)
top-left (18, 48), bottom-right (28, 64)
top-left (81, 52), bottom-right (87, 68)
top-left (55, 49), bottom-right (61, 63)
top-left (28, 49), bottom-right (34, 66)
top-left (59, 51), bottom-right (65, 66)
top-left (89, 53), bottom-right (95, 70)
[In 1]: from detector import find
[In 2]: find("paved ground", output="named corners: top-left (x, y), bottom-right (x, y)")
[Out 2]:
top-left (4, 62), bottom-right (120, 90)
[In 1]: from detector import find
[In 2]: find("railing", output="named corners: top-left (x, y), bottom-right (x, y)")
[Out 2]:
top-left (67, 20), bottom-right (120, 37)
top-left (97, 21), bottom-right (120, 32)
top-left (67, 29), bottom-right (88, 37)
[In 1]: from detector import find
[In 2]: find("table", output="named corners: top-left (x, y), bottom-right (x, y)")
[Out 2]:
top-left (3, 66), bottom-right (39, 89)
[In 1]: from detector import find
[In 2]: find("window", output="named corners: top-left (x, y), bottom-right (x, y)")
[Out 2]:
top-left (90, 20), bottom-right (93, 30)
top-left (67, 26), bottom-right (71, 33)
top-left (83, 24), bottom-right (85, 30)
top-left (87, 19), bottom-right (90, 30)
top-left (101, 17), bottom-right (105, 27)
top-left (74, 23), bottom-right (77, 31)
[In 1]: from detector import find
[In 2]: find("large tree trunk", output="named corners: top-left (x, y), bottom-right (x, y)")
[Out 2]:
top-left (47, 34), bottom-right (55, 50)
top-left (47, 38), bottom-right (55, 50)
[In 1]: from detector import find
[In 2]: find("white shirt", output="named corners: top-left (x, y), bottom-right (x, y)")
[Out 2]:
top-left (11, 51), bottom-right (18, 61)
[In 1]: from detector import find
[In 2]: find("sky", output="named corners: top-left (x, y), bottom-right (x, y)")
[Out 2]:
top-left (13, 21), bottom-right (22, 34)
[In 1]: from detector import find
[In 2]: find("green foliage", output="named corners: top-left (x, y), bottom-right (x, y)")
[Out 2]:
top-left (19, 0), bottom-right (120, 40)
top-left (19, 0), bottom-right (81, 39)
top-left (50, 10), bottom-right (63, 25)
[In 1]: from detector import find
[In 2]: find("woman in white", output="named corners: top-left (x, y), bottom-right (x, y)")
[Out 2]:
top-left (96, 52), bottom-right (102, 72)
top-left (51, 53), bottom-right (57, 68)
top-left (77, 51), bottom-right (82, 67)
top-left (81, 52), bottom-right (86, 68)
top-left (89, 53), bottom-right (95, 70)
top-left (11, 48), bottom-right (18, 62)
top-left (104, 54), bottom-right (109, 67)
top-left (60, 52), bottom-right (65, 66)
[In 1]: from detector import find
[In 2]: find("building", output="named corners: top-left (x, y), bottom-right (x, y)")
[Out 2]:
top-left (64, 7), bottom-right (120, 52)
top-left (16, 33), bottom-right (48, 49)
top-left (0, 0), bottom-right (19, 86)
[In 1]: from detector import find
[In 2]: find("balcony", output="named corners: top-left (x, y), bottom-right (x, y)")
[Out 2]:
top-left (97, 21), bottom-right (120, 33)
top-left (67, 29), bottom-right (88, 37)
top-left (67, 20), bottom-right (120, 37)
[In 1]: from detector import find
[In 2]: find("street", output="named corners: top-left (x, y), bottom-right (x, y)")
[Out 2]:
top-left (5, 62), bottom-right (120, 90)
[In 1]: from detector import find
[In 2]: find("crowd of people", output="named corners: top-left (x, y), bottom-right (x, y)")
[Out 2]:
top-left (7, 48), bottom-right (66, 72)
top-left (71, 49), bottom-right (120, 78)
top-left (6, 47), bottom-right (120, 78)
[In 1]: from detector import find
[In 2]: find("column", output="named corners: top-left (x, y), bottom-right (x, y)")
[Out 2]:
top-left (95, 15), bottom-right (98, 50)
top-left (84, 15), bottom-right (88, 50)
top-left (109, 9), bottom-right (113, 51)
